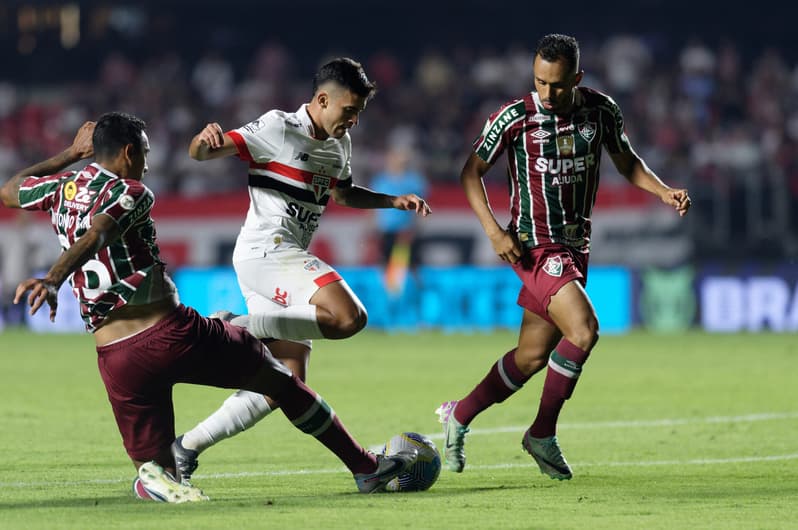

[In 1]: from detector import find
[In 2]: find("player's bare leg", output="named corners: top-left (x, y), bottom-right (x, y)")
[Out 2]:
top-left (308, 281), bottom-right (367, 338)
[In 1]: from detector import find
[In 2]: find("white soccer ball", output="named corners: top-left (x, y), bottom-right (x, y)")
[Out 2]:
top-left (383, 432), bottom-right (441, 492)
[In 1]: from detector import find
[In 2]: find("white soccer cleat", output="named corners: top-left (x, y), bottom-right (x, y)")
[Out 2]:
top-left (436, 400), bottom-right (469, 473)
top-left (135, 461), bottom-right (209, 503)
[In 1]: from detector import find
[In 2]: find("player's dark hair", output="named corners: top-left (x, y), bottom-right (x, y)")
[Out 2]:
top-left (93, 112), bottom-right (147, 159)
top-left (313, 57), bottom-right (377, 99)
top-left (535, 34), bottom-right (580, 74)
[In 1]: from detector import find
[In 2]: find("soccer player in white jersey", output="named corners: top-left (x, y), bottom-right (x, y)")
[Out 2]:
top-left (0, 113), bottom-right (417, 501)
top-left (172, 58), bottom-right (431, 483)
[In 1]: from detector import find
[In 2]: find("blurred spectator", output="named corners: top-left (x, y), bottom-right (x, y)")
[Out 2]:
top-left (0, 210), bottom-right (32, 326)
top-left (370, 131), bottom-right (428, 291)
top-left (1, 18), bottom-right (796, 260)
top-left (601, 34), bottom-right (652, 96)
top-left (191, 51), bottom-right (235, 108)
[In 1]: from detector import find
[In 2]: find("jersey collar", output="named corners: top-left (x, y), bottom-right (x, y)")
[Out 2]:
top-left (90, 162), bottom-right (121, 179)
top-left (296, 104), bottom-right (316, 138)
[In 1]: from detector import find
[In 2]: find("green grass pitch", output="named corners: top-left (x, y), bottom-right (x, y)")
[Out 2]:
top-left (0, 328), bottom-right (796, 529)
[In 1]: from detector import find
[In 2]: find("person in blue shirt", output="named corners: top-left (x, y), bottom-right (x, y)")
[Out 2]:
top-left (370, 144), bottom-right (428, 291)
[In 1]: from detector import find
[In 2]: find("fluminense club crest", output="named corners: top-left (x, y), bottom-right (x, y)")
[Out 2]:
top-left (578, 121), bottom-right (597, 142)
top-left (543, 256), bottom-right (563, 277)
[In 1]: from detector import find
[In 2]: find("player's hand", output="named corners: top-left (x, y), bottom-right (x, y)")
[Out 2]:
top-left (70, 121), bottom-right (95, 160)
top-left (197, 123), bottom-right (226, 150)
top-left (661, 188), bottom-right (691, 217)
top-left (392, 194), bottom-right (431, 216)
top-left (14, 278), bottom-right (60, 322)
top-left (489, 230), bottom-right (523, 264)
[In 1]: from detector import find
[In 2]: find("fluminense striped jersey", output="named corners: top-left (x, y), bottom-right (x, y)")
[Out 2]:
top-left (18, 163), bottom-right (173, 331)
top-left (228, 104), bottom-right (353, 259)
top-left (473, 87), bottom-right (632, 253)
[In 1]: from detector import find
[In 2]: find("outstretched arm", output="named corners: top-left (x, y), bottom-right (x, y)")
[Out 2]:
top-left (331, 185), bottom-right (431, 216)
top-left (610, 150), bottom-right (691, 217)
top-left (460, 152), bottom-right (522, 264)
top-left (0, 121), bottom-right (95, 208)
top-left (188, 122), bottom-right (239, 160)
top-left (15, 214), bottom-right (119, 322)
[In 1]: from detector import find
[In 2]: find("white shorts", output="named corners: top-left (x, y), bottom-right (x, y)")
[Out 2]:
top-left (234, 247), bottom-right (345, 347)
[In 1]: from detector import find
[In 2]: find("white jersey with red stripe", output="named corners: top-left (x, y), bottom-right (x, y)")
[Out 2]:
top-left (226, 104), bottom-right (355, 315)
top-left (228, 104), bottom-right (353, 262)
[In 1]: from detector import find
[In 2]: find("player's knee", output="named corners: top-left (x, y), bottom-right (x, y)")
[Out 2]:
top-left (569, 319), bottom-right (599, 352)
top-left (336, 307), bottom-right (367, 337)
top-left (318, 305), bottom-right (367, 339)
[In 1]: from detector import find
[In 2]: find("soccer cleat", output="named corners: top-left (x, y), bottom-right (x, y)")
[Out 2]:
top-left (521, 430), bottom-right (573, 480)
top-left (136, 461), bottom-right (209, 503)
top-left (171, 435), bottom-right (200, 486)
top-left (132, 477), bottom-right (162, 501)
top-left (354, 449), bottom-right (418, 493)
top-left (436, 400), bottom-right (469, 472)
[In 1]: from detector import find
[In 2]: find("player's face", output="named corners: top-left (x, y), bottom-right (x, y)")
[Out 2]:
top-left (533, 55), bottom-right (583, 115)
top-left (130, 131), bottom-right (150, 180)
top-left (320, 87), bottom-right (368, 139)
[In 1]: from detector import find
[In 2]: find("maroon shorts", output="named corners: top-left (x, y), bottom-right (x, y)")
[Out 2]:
top-left (96, 304), bottom-right (268, 461)
top-left (511, 243), bottom-right (589, 325)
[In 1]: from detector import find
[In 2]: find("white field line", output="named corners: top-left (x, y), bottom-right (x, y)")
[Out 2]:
top-left (424, 411), bottom-right (798, 441)
top-left (2, 411), bottom-right (797, 489)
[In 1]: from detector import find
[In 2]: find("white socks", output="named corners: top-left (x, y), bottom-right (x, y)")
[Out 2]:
top-left (181, 390), bottom-right (273, 453)
top-left (234, 304), bottom-right (324, 340)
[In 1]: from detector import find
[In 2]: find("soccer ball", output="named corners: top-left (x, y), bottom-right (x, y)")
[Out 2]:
top-left (383, 432), bottom-right (441, 492)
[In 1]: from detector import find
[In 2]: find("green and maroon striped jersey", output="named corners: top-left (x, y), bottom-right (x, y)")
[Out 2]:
top-left (473, 87), bottom-right (632, 253)
top-left (18, 163), bottom-right (165, 331)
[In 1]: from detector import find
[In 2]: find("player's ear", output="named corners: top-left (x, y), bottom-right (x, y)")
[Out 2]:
top-left (122, 143), bottom-right (134, 163)
top-left (316, 91), bottom-right (329, 110)
top-left (574, 70), bottom-right (584, 86)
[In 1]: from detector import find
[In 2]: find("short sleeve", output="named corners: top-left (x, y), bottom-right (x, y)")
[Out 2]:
top-left (228, 111), bottom-right (285, 163)
top-left (472, 99), bottom-right (526, 164)
top-left (601, 96), bottom-right (633, 154)
top-left (95, 179), bottom-right (154, 234)
top-left (18, 171), bottom-right (75, 212)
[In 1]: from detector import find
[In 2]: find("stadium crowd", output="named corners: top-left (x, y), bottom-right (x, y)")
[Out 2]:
top-left (1, 36), bottom-right (796, 188)
top-left (1, 30), bottom-right (797, 263)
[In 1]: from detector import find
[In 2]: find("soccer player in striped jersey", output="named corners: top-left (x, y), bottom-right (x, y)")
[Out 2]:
top-left (172, 57), bottom-right (430, 483)
top-left (436, 34), bottom-right (691, 480)
top-left (0, 112), bottom-right (416, 502)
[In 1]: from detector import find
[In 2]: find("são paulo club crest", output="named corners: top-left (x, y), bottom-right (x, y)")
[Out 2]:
top-left (312, 175), bottom-right (331, 202)
top-left (543, 256), bottom-right (563, 277)
top-left (578, 121), bottom-right (597, 143)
